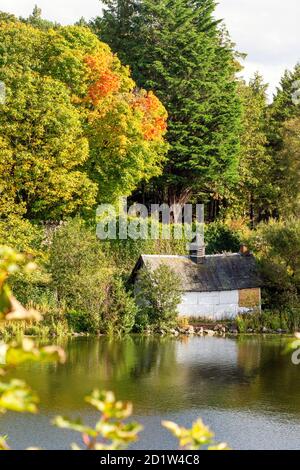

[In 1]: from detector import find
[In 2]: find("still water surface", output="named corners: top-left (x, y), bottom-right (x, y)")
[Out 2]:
top-left (2, 335), bottom-right (300, 449)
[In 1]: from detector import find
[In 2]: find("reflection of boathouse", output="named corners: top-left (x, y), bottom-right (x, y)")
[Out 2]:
top-left (176, 337), bottom-right (262, 382)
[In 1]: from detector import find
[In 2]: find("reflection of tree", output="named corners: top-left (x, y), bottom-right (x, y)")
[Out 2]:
top-left (7, 336), bottom-right (300, 417)
top-left (185, 336), bottom-right (300, 415)
top-left (9, 336), bottom-right (185, 413)
top-left (242, 336), bottom-right (300, 413)
top-left (237, 336), bottom-right (262, 373)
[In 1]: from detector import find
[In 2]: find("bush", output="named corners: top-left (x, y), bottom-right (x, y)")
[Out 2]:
top-left (236, 308), bottom-right (300, 333)
top-left (247, 218), bottom-right (300, 309)
top-left (67, 310), bottom-right (91, 333)
top-left (135, 264), bottom-right (182, 329)
top-left (102, 219), bottom-right (244, 276)
top-left (0, 215), bottom-right (45, 258)
top-left (205, 222), bottom-right (242, 254)
top-left (101, 218), bottom-right (187, 274)
top-left (101, 277), bottom-right (137, 335)
top-left (0, 215), bottom-right (54, 315)
top-left (49, 217), bottom-right (113, 333)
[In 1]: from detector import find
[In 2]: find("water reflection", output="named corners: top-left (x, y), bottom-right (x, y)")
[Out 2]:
top-left (3, 335), bottom-right (300, 449)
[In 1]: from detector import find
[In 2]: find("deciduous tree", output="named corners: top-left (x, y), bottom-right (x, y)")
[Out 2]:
top-left (0, 19), bottom-right (167, 219)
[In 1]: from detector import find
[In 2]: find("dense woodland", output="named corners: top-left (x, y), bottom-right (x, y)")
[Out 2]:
top-left (0, 2), bottom-right (300, 335)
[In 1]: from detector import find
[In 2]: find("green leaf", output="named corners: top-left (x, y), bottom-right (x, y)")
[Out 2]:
top-left (0, 379), bottom-right (39, 413)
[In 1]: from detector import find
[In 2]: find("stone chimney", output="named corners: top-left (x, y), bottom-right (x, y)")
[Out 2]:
top-left (188, 234), bottom-right (206, 264)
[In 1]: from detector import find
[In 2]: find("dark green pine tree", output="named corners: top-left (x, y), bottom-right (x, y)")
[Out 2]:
top-left (92, 1), bottom-right (140, 66)
top-left (266, 63), bottom-right (300, 219)
top-left (268, 63), bottom-right (300, 151)
top-left (271, 63), bottom-right (300, 122)
top-left (92, 0), bottom-right (241, 209)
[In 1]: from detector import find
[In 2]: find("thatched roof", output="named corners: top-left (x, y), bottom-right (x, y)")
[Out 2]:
top-left (131, 254), bottom-right (262, 292)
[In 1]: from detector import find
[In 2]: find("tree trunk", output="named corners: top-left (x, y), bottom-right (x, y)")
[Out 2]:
top-left (167, 187), bottom-right (193, 222)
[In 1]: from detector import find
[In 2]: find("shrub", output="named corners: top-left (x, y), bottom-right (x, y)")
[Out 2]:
top-left (0, 215), bottom-right (44, 258)
top-left (67, 310), bottom-right (91, 333)
top-left (205, 222), bottom-right (241, 254)
top-left (101, 277), bottom-right (137, 335)
top-left (49, 217), bottom-right (113, 333)
top-left (101, 219), bottom-right (245, 275)
top-left (0, 215), bottom-right (54, 316)
top-left (177, 316), bottom-right (190, 328)
top-left (102, 218), bottom-right (187, 274)
top-left (236, 308), bottom-right (300, 333)
top-left (135, 264), bottom-right (182, 328)
top-left (247, 218), bottom-right (300, 309)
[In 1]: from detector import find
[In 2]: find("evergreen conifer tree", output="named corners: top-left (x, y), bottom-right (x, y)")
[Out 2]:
top-left (93, 0), bottom-right (242, 208)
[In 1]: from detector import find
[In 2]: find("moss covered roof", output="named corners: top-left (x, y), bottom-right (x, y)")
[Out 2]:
top-left (131, 253), bottom-right (262, 292)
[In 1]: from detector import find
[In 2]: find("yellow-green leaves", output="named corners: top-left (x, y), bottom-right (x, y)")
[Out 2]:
top-left (4, 339), bottom-right (66, 366)
top-left (0, 246), bottom-right (40, 322)
top-left (0, 244), bottom-right (66, 448)
top-left (0, 436), bottom-right (9, 450)
top-left (0, 379), bottom-right (38, 414)
top-left (162, 419), bottom-right (230, 451)
top-left (86, 390), bottom-right (133, 419)
top-left (54, 390), bottom-right (142, 450)
top-left (0, 337), bottom-right (66, 418)
top-left (53, 416), bottom-right (98, 437)
top-left (0, 68), bottom-right (97, 219)
top-left (0, 20), bottom-right (167, 216)
top-left (284, 332), bottom-right (300, 356)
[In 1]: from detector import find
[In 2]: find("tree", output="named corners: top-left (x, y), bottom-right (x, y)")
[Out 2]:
top-left (270, 63), bottom-right (300, 128)
top-left (225, 75), bottom-right (275, 225)
top-left (101, 277), bottom-right (137, 334)
top-left (0, 19), bottom-right (168, 218)
top-left (21, 5), bottom-right (59, 30)
top-left (0, 11), bottom-right (18, 23)
top-left (49, 218), bottom-right (113, 332)
top-left (249, 219), bottom-right (300, 310)
top-left (0, 70), bottom-right (96, 219)
top-left (93, 0), bottom-right (241, 209)
top-left (267, 63), bottom-right (300, 154)
top-left (266, 63), bottom-right (300, 219)
top-left (136, 264), bottom-right (182, 327)
top-left (275, 118), bottom-right (300, 218)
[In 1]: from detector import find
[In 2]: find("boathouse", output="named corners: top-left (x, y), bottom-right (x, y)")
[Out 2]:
top-left (131, 241), bottom-right (262, 320)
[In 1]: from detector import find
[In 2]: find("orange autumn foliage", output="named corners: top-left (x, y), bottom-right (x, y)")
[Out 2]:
top-left (84, 53), bottom-right (167, 142)
top-left (133, 91), bottom-right (167, 141)
top-left (84, 54), bottom-right (121, 105)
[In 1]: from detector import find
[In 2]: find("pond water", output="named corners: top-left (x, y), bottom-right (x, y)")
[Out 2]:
top-left (2, 335), bottom-right (300, 450)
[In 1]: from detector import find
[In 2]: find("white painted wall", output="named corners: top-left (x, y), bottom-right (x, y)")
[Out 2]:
top-left (178, 290), bottom-right (240, 319)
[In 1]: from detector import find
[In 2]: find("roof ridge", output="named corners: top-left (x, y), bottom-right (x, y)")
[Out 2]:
top-left (141, 253), bottom-right (243, 258)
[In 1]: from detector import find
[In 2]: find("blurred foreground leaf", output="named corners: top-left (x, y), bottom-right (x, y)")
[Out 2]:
top-left (5, 338), bottom-right (66, 366)
top-left (162, 418), bottom-right (230, 450)
top-left (0, 379), bottom-right (38, 413)
top-left (54, 390), bottom-right (142, 450)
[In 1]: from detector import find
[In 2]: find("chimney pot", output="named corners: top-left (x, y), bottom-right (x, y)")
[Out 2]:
top-left (240, 244), bottom-right (250, 256)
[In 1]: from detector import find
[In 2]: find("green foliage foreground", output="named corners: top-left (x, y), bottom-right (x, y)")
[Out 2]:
top-left (0, 245), bottom-right (228, 450)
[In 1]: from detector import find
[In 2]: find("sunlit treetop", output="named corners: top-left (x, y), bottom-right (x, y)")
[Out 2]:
top-left (0, 19), bottom-right (168, 218)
